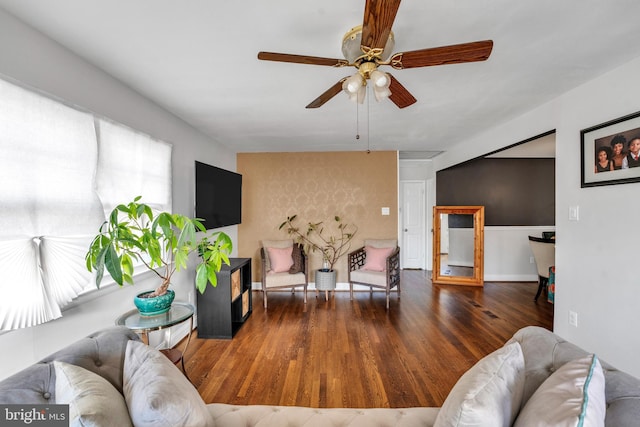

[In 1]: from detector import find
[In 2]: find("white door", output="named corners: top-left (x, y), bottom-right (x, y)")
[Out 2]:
top-left (400, 181), bottom-right (425, 269)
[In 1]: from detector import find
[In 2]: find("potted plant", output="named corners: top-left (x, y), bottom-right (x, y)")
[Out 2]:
top-left (278, 215), bottom-right (357, 294)
top-left (86, 196), bottom-right (232, 315)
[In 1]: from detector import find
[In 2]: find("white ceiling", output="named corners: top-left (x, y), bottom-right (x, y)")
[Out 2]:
top-left (1, 1), bottom-right (640, 157)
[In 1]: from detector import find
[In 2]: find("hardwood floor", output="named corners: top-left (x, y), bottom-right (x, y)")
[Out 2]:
top-left (185, 270), bottom-right (553, 408)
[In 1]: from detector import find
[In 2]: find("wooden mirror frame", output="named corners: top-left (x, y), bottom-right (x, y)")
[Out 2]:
top-left (432, 206), bottom-right (485, 286)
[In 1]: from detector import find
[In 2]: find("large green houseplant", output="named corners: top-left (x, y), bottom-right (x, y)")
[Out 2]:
top-left (86, 197), bottom-right (232, 313)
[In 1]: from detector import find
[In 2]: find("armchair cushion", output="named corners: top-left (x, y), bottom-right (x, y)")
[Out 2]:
top-left (264, 271), bottom-right (307, 289)
top-left (350, 269), bottom-right (387, 287)
top-left (262, 239), bottom-right (294, 272)
top-left (266, 246), bottom-right (294, 273)
top-left (362, 246), bottom-right (395, 272)
top-left (289, 244), bottom-right (304, 274)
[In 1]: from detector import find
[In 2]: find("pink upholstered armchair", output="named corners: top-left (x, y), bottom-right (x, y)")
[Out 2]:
top-left (348, 239), bottom-right (400, 309)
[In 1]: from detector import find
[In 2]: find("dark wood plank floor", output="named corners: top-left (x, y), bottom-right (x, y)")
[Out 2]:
top-left (185, 270), bottom-right (553, 408)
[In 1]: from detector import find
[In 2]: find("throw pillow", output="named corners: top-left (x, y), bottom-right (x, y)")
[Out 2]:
top-left (289, 243), bottom-right (304, 274)
top-left (267, 246), bottom-right (294, 273)
top-left (513, 354), bottom-right (605, 427)
top-left (362, 246), bottom-right (394, 272)
top-left (123, 340), bottom-right (214, 427)
top-left (53, 361), bottom-right (133, 427)
top-left (434, 341), bottom-right (525, 427)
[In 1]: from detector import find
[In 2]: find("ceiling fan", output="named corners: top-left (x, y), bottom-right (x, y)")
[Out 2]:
top-left (257, 0), bottom-right (493, 109)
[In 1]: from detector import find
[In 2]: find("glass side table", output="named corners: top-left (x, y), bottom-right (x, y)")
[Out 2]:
top-left (115, 301), bottom-right (194, 381)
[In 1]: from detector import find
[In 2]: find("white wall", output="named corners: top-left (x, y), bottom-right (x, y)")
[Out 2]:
top-left (484, 226), bottom-right (553, 282)
top-left (435, 55), bottom-right (640, 379)
top-left (0, 9), bottom-right (237, 379)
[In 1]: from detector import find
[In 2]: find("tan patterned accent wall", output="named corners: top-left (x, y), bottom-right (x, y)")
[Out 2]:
top-left (238, 151), bottom-right (398, 283)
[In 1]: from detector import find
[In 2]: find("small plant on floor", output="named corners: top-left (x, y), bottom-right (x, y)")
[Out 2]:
top-left (278, 214), bottom-right (357, 271)
top-left (86, 196), bottom-right (233, 296)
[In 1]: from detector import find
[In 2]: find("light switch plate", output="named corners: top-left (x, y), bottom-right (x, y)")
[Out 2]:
top-left (569, 205), bottom-right (579, 221)
top-left (381, 207), bottom-right (390, 216)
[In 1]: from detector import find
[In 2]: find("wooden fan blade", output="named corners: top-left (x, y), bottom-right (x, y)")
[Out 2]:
top-left (306, 79), bottom-right (347, 109)
top-left (258, 52), bottom-right (348, 67)
top-left (389, 40), bottom-right (493, 69)
top-left (361, 0), bottom-right (402, 51)
top-left (388, 74), bottom-right (417, 109)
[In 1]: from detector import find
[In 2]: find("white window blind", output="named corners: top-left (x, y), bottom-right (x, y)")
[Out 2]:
top-left (0, 79), bottom-right (104, 237)
top-left (95, 118), bottom-right (172, 217)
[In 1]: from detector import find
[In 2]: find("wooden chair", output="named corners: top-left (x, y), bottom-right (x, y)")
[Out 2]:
top-left (260, 239), bottom-right (308, 309)
top-left (528, 236), bottom-right (555, 301)
top-left (348, 239), bottom-right (400, 309)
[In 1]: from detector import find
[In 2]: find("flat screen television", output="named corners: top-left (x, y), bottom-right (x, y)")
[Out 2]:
top-left (194, 161), bottom-right (242, 229)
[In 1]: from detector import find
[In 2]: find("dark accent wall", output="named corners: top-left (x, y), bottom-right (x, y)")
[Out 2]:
top-left (449, 214), bottom-right (474, 228)
top-left (436, 158), bottom-right (555, 226)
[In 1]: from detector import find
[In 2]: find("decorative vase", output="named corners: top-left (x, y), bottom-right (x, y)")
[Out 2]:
top-left (133, 289), bottom-right (175, 316)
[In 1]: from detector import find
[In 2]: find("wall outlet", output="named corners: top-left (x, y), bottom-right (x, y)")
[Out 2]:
top-left (569, 310), bottom-right (578, 327)
top-left (530, 256), bottom-right (535, 264)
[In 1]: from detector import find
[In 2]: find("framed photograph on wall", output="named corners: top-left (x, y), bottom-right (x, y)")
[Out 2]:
top-left (581, 110), bottom-right (640, 187)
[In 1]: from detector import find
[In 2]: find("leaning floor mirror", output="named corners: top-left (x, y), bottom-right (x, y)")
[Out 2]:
top-left (432, 206), bottom-right (485, 286)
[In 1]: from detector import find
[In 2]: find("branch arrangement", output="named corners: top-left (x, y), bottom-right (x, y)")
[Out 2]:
top-left (279, 215), bottom-right (357, 271)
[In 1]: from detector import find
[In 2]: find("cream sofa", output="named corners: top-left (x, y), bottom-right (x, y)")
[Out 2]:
top-left (0, 325), bottom-right (638, 426)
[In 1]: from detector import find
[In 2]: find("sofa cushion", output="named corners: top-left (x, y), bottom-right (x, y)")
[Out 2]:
top-left (362, 246), bottom-right (394, 272)
top-left (123, 340), bottom-right (214, 427)
top-left (266, 245), bottom-right (294, 273)
top-left (54, 361), bottom-right (132, 427)
top-left (514, 354), bottom-right (605, 427)
top-left (434, 341), bottom-right (525, 427)
top-left (208, 403), bottom-right (440, 427)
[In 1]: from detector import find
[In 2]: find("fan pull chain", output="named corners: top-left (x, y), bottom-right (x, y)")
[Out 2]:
top-left (366, 85), bottom-right (371, 154)
top-left (355, 100), bottom-right (360, 140)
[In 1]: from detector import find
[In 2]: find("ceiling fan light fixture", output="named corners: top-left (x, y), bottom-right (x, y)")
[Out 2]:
top-left (343, 72), bottom-right (365, 94)
top-left (342, 78), bottom-right (366, 104)
top-left (370, 69), bottom-right (390, 88)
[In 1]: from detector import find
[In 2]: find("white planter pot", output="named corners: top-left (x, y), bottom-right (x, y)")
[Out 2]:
top-left (315, 269), bottom-right (336, 291)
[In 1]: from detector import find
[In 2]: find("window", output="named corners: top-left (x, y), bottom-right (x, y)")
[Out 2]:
top-left (0, 78), bottom-right (172, 330)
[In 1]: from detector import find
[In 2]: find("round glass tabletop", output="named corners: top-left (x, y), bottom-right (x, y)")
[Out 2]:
top-left (115, 301), bottom-right (194, 332)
